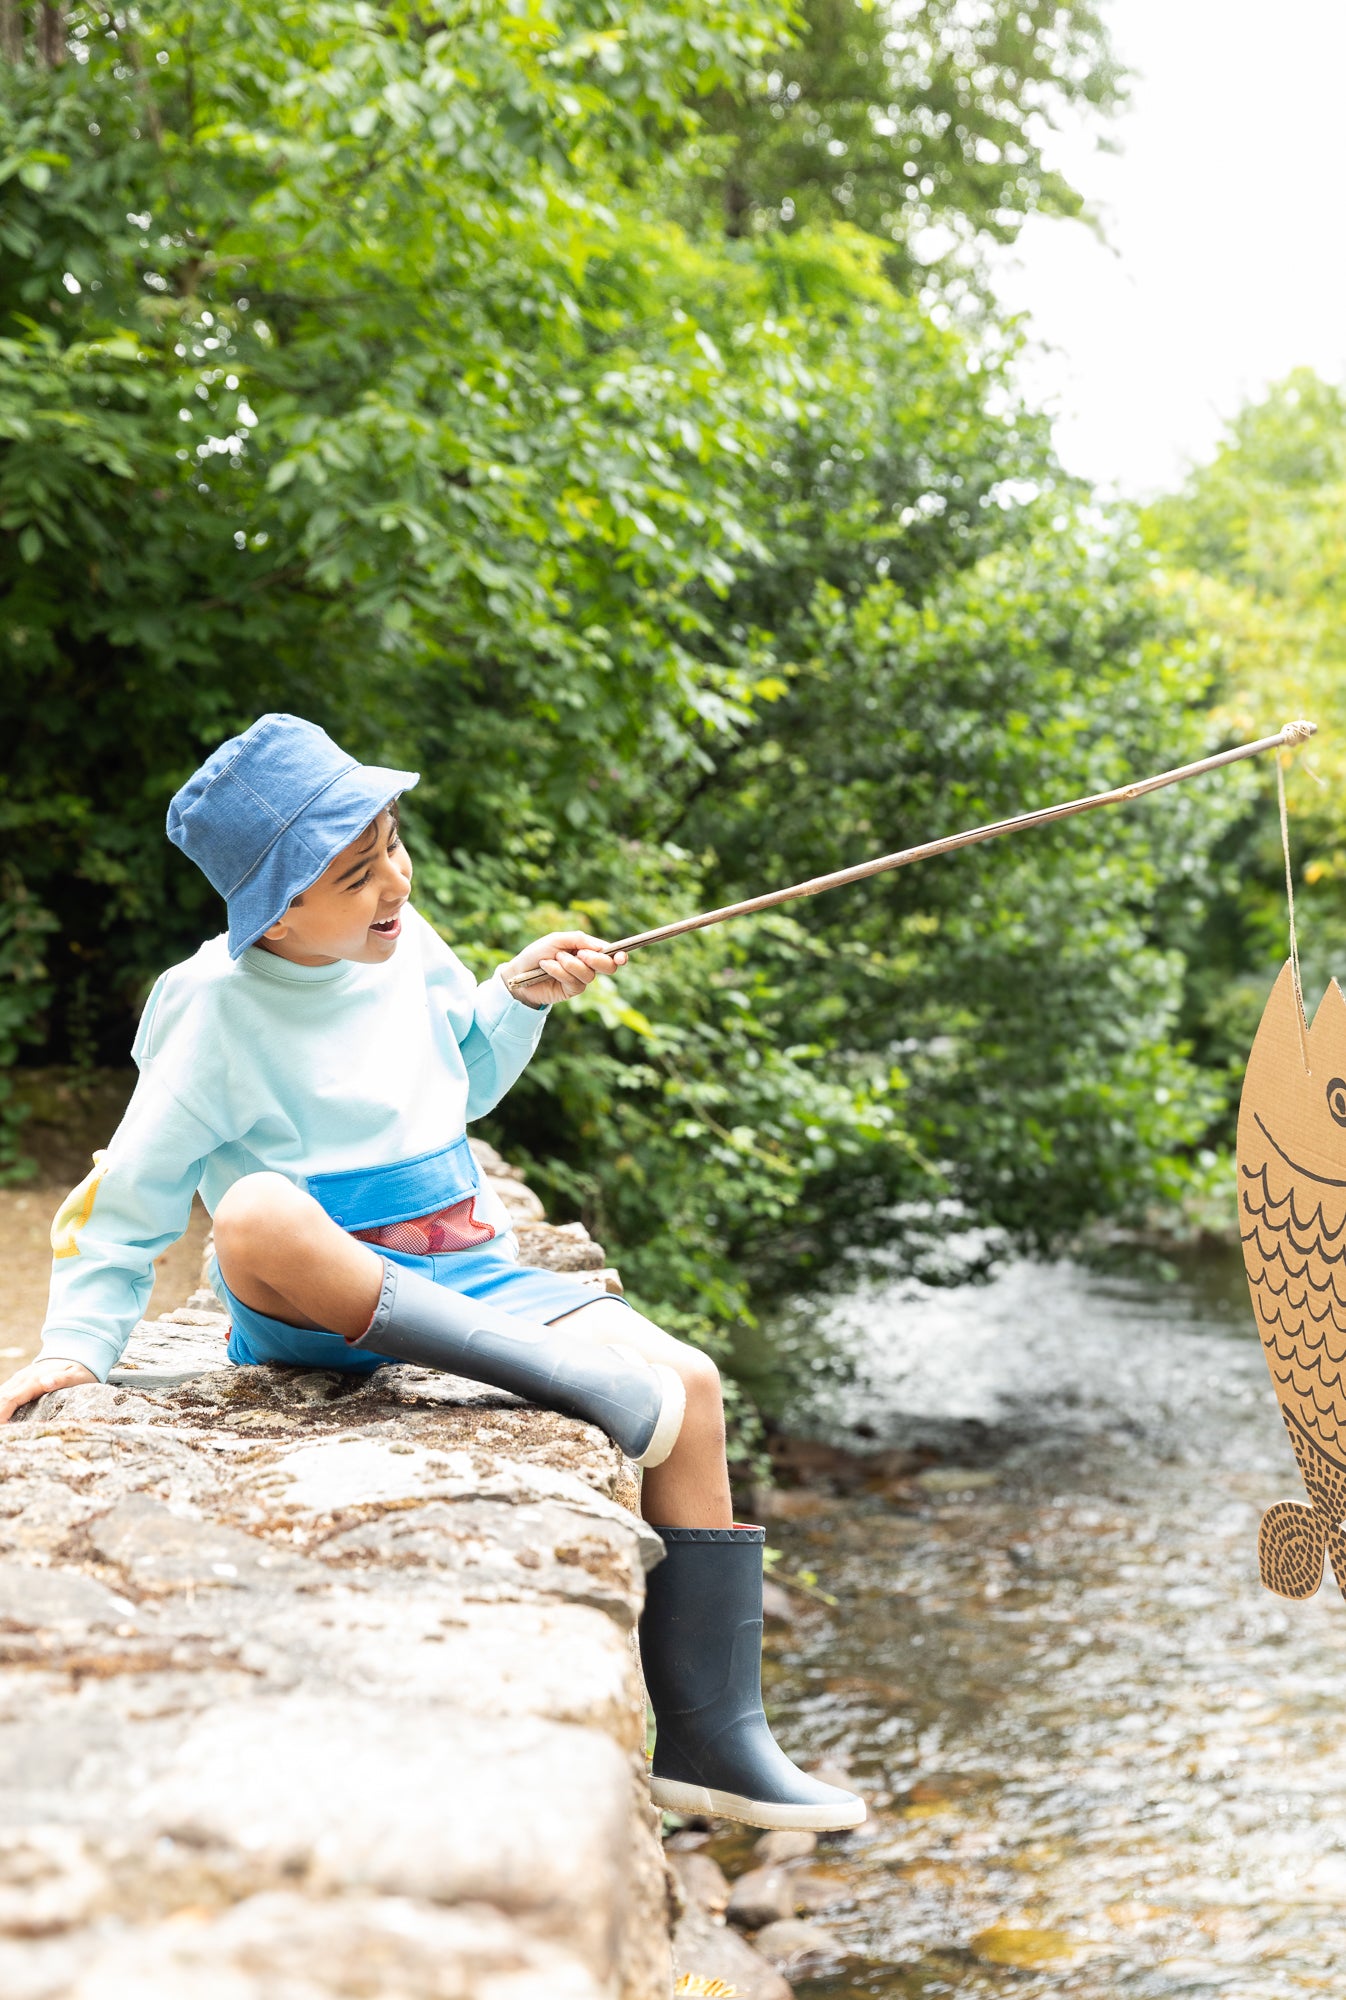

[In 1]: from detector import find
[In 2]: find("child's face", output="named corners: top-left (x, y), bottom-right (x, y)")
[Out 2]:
top-left (258, 809), bottom-right (413, 966)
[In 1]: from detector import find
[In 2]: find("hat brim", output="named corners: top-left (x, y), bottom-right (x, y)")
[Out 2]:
top-left (226, 764), bottom-right (420, 958)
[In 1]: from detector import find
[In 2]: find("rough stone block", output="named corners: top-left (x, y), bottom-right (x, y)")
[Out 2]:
top-left (3, 1892), bottom-right (608, 2000)
top-left (134, 1697), bottom-right (630, 1956)
top-left (316, 1494), bottom-right (654, 1627)
top-left (0, 1565), bottom-right (132, 1635)
top-left (84, 1491), bottom-right (304, 1594)
top-left (513, 1221), bottom-right (607, 1273)
top-left (466, 1139), bottom-right (525, 1184)
top-left (2, 1158), bottom-right (673, 1997)
top-left (0, 1826), bottom-right (108, 1938)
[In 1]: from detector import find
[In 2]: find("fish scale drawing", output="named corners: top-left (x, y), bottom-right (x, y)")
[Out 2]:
top-left (1238, 961), bottom-right (1346, 1600)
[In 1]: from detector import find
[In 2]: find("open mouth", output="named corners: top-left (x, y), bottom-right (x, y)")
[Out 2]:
top-left (370, 911), bottom-right (403, 939)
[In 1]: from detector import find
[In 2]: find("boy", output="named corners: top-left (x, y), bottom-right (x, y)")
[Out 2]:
top-left (0, 714), bottom-right (863, 1833)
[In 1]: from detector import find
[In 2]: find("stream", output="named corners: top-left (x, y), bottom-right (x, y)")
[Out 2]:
top-left (730, 1243), bottom-right (1346, 1998)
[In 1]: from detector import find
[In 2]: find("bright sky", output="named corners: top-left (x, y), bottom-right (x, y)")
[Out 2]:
top-left (985, 0), bottom-right (1346, 499)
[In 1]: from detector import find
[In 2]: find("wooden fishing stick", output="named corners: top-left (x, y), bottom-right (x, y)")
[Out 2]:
top-left (506, 719), bottom-right (1318, 994)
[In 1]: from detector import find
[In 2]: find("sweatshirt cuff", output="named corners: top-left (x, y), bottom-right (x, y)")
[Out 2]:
top-left (479, 968), bottom-right (550, 1039)
top-left (37, 1330), bottom-right (122, 1384)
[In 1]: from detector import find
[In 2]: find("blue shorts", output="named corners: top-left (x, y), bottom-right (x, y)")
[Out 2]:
top-left (217, 1242), bottom-right (617, 1376)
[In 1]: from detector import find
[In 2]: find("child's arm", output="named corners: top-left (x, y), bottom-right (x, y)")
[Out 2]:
top-left (0, 1067), bottom-right (218, 1423)
top-left (426, 922), bottom-right (624, 1122)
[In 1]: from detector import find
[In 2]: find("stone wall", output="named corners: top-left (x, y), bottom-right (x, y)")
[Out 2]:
top-left (0, 1142), bottom-right (674, 1999)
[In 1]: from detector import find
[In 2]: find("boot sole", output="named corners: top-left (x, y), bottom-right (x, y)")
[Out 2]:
top-left (634, 1364), bottom-right (686, 1469)
top-left (649, 1775), bottom-right (866, 1832)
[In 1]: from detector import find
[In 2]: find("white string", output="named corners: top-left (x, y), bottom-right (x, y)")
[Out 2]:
top-left (1277, 753), bottom-right (1309, 1067)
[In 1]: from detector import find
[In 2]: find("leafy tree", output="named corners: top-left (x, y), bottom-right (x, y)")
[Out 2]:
top-left (1145, 370), bottom-right (1346, 1081)
top-left (688, 0), bottom-right (1124, 287)
top-left (667, 514), bottom-right (1234, 1267)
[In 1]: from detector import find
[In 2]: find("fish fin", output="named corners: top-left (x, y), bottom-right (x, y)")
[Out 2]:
top-left (1259, 1500), bottom-right (1326, 1599)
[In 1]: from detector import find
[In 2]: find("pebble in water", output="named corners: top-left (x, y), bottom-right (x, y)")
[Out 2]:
top-left (669, 1848), bottom-right (732, 1918)
top-left (727, 1866), bottom-right (797, 1930)
top-left (671, 1901), bottom-right (795, 2000)
top-left (753, 1917), bottom-right (845, 1973)
top-left (754, 1831), bottom-right (818, 1867)
top-left (970, 1925), bottom-right (1090, 1969)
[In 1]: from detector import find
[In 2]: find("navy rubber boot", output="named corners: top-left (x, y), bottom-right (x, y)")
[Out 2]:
top-left (351, 1257), bottom-right (685, 1468)
top-left (640, 1524), bottom-right (866, 1830)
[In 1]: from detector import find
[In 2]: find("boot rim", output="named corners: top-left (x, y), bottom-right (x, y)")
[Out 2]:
top-left (650, 1523), bottom-right (766, 1543)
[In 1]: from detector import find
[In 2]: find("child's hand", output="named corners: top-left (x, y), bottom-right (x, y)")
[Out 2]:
top-left (500, 931), bottom-right (627, 1008)
top-left (0, 1358), bottom-right (97, 1425)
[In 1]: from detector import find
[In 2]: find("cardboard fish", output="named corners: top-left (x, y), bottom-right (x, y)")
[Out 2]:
top-left (1238, 962), bottom-right (1346, 1599)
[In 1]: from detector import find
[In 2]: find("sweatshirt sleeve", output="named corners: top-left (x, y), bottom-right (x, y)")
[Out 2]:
top-left (38, 1066), bottom-right (221, 1383)
top-left (459, 970), bottom-right (550, 1119)
top-left (416, 913), bottom-right (550, 1120)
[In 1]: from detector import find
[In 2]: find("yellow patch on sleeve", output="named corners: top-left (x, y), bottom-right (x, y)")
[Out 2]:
top-left (50, 1151), bottom-right (109, 1261)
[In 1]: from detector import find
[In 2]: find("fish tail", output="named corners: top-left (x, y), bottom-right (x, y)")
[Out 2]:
top-left (1259, 1500), bottom-right (1327, 1599)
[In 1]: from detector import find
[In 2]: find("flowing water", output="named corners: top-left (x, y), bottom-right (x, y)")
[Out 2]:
top-left (734, 1244), bottom-right (1346, 1998)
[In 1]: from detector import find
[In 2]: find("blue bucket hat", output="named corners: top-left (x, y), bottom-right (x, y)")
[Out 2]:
top-left (167, 713), bottom-right (419, 958)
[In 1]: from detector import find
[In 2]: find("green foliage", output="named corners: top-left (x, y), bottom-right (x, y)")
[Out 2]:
top-left (685, 0), bottom-right (1124, 286)
top-left (675, 519), bottom-right (1235, 1264)
top-left (0, 0), bottom-right (797, 1037)
top-left (0, 867), bottom-right (54, 1179)
top-left (1, 0), bottom-right (1233, 1392)
top-left (1145, 370), bottom-right (1346, 1075)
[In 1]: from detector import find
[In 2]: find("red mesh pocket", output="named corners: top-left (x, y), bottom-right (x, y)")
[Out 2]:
top-left (354, 1196), bottom-right (496, 1255)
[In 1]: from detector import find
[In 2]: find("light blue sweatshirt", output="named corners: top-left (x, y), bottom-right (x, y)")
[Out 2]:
top-left (40, 907), bottom-right (548, 1382)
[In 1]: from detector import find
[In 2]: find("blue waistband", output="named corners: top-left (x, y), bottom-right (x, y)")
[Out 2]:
top-left (303, 1138), bottom-right (481, 1232)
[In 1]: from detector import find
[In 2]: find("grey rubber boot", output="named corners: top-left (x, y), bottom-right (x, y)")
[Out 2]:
top-left (351, 1257), bottom-right (685, 1468)
top-left (640, 1524), bottom-right (866, 1830)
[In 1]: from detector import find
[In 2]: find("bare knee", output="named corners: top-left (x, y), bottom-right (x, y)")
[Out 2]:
top-left (671, 1343), bottom-right (724, 1438)
top-left (213, 1172), bottom-right (310, 1273)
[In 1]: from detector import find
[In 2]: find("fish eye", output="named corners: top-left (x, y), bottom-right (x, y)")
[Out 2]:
top-left (1327, 1077), bottom-right (1346, 1128)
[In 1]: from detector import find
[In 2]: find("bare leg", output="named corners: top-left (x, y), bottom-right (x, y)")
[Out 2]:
top-left (213, 1174), bottom-right (732, 1529)
top-left (548, 1295), bottom-right (733, 1530)
top-left (213, 1173), bottom-right (383, 1337)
